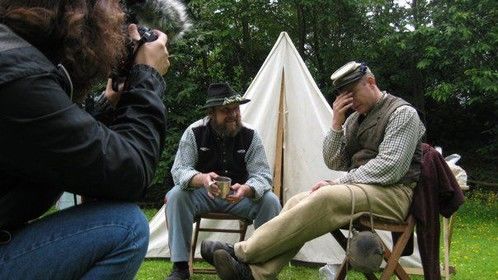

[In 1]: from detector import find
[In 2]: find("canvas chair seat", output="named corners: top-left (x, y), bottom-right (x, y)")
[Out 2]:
top-left (189, 212), bottom-right (252, 274)
top-left (331, 214), bottom-right (416, 280)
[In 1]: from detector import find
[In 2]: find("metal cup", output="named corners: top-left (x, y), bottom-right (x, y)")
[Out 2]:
top-left (215, 176), bottom-right (231, 199)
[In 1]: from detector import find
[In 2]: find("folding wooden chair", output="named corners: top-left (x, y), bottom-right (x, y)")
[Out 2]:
top-left (331, 214), bottom-right (416, 280)
top-left (189, 213), bottom-right (252, 274)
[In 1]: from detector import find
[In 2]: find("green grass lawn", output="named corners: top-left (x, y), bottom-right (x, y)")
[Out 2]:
top-left (137, 190), bottom-right (498, 279)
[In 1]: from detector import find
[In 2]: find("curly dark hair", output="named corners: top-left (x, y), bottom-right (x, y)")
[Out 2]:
top-left (0, 0), bottom-right (126, 101)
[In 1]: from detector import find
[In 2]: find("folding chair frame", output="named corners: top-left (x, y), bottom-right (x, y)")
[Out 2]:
top-left (330, 214), bottom-right (416, 280)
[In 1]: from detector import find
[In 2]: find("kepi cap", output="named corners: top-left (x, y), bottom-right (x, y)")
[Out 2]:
top-left (330, 61), bottom-right (370, 93)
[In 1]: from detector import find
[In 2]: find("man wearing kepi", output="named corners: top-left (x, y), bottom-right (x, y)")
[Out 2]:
top-left (164, 83), bottom-right (281, 280)
top-left (202, 62), bottom-right (426, 280)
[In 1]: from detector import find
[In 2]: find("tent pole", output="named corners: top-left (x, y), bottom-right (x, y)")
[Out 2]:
top-left (273, 68), bottom-right (285, 204)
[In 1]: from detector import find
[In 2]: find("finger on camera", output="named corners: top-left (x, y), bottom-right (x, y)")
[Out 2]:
top-left (127, 24), bottom-right (141, 41)
top-left (152, 30), bottom-right (168, 45)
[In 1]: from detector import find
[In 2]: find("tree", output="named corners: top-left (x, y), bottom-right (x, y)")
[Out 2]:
top-left (414, 0), bottom-right (497, 154)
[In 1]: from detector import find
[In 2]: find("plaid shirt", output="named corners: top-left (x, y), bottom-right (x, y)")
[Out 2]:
top-left (171, 117), bottom-right (272, 200)
top-left (323, 101), bottom-right (426, 185)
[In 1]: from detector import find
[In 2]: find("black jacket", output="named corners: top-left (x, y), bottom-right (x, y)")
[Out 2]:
top-left (0, 24), bottom-right (167, 229)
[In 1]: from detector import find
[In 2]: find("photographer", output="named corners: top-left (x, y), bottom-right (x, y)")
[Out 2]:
top-left (0, 1), bottom-right (169, 279)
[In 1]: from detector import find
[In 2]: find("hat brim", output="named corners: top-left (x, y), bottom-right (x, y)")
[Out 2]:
top-left (332, 72), bottom-right (365, 94)
top-left (201, 98), bottom-right (250, 109)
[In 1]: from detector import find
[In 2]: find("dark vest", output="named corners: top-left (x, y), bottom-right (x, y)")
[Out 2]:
top-left (192, 122), bottom-right (254, 184)
top-left (344, 93), bottom-right (422, 184)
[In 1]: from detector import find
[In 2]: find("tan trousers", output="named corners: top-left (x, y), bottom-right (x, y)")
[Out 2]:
top-left (234, 183), bottom-right (414, 280)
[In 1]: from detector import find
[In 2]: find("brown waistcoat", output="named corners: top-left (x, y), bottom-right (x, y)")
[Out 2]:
top-left (344, 93), bottom-right (422, 184)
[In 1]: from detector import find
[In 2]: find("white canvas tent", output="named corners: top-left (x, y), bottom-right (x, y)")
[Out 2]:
top-left (146, 32), bottom-right (422, 269)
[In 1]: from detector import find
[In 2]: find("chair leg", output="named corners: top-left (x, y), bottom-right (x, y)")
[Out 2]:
top-left (443, 216), bottom-right (454, 280)
top-left (331, 230), bottom-right (348, 249)
top-left (189, 219), bottom-right (201, 275)
top-left (380, 246), bottom-right (410, 280)
top-left (334, 260), bottom-right (349, 280)
top-left (239, 220), bottom-right (249, 241)
top-left (191, 217), bottom-right (250, 275)
top-left (331, 230), bottom-right (378, 280)
top-left (380, 230), bottom-right (412, 280)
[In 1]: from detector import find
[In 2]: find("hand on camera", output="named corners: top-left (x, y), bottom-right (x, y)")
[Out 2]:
top-left (128, 24), bottom-right (170, 76)
top-left (104, 79), bottom-right (121, 107)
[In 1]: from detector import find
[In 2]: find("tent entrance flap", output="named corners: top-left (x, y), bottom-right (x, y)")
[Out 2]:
top-left (272, 68), bottom-right (285, 202)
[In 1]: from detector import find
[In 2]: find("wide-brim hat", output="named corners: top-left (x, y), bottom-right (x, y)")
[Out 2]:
top-left (330, 61), bottom-right (370, 94)
top-left (201, 83), bottom-right (250, 109)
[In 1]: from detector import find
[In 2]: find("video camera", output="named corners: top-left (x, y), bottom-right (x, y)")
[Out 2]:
top-left (111, 0), bottom-right (191, 91)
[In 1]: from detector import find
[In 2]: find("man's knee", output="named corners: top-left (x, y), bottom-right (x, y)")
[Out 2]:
top-left (166, 187), bottom-right (192, 208)
top-left (101, 203), bottom-right (150, 272)
top-left (111, 203), bottom-right (150, 254)
top-left (251, 192), bottom-right (281, 229)
top-left (282, 191), bottom-right (308, 211)
top-left (254, 192), bottom-right (281, 223)
top-left (260, 191), bottom-right (282, 213)
top-left (125, 204), bottom-right (149, 240)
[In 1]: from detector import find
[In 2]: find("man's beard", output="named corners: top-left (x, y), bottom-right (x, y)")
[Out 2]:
top-left (211, 118), bottom-right (242, 137)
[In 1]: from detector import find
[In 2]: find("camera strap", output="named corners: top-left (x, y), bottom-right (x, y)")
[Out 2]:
top-left (56, 64), bottom-right (74, 101)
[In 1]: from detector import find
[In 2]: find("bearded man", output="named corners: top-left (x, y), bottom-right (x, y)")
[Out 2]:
top-left (164, 83), bottom-right (281, 280)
